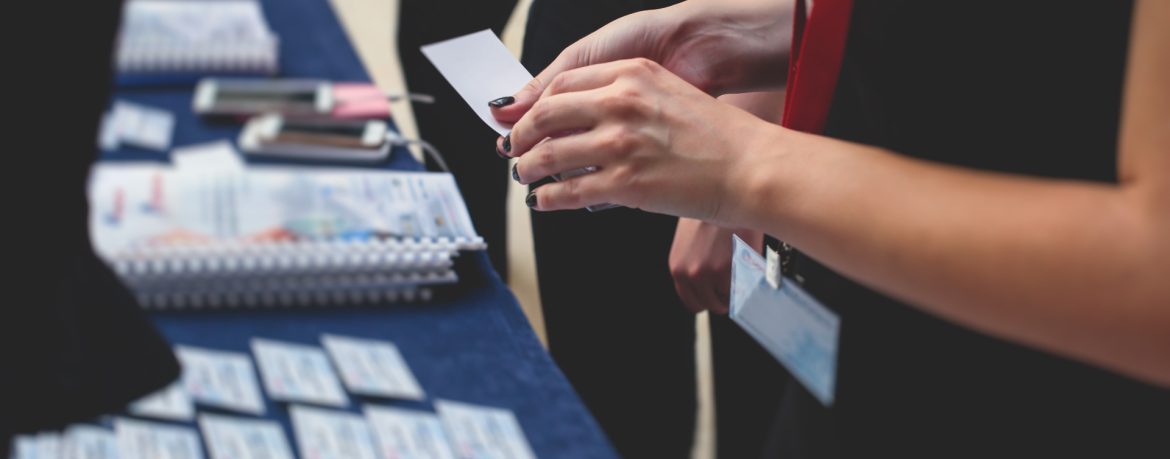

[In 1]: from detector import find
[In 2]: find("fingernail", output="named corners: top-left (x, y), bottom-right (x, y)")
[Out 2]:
top-left (496, 145), bottom-right (508, 159)
top-left (525, 191), bottom-right (537, 209)
top-left (512, 163), bottom-right (520, 182)
top-left (488, 96), bottom-right (515, 108)
top-left (502, 134), bottom-right (511, 154)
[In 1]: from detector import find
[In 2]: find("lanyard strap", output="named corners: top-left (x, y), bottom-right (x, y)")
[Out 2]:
top-left (769, 0), bottom-right (853, 276)
top-left (781, 0), bottom-right (853, 134)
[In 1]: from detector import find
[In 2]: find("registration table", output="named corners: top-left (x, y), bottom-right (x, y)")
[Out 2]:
top-left (103, 0), bottom-right (616, 457)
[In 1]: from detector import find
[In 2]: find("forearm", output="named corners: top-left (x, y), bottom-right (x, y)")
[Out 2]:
top-left (728, 127), bottom-right (1170, 386)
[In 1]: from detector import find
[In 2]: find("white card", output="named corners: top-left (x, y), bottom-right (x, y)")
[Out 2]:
top-left (172, 141), bottom-right (246, 173)
top-left (129, 381), bottom-right (196, 422)
top-left (289, 405), bottom-right (379, 459)
top-left (63, 425), bottom-right (119, 459)
top-left (252, 338), bottom-right (349, 407)
top-left (365, 405), bottom-right (456, 459)
top-left (175, 345), bottom-right (267, 415)
top-left (322, 335), bottom-right (425, 401)
top-left (98, 112), bottom-right (121, 151)
top-left (420, 30), bottom-right (533, 136)
top-left (115, 417), bottom-right (205, 459)
top-left (434, 400), bottom-right (535, 459)
top-left (9, 434), bottom-right (37, 459)
top-left (729, 235), bottom-right (840, 406)
top-left (198, 414), bottom-right (295, 459)
top-left (111, 100), bottom-right (175, 151)
top-left (36, 432), bottom-right (63, 459)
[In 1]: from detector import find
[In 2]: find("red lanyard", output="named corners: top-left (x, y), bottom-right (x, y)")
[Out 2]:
top-left (781, 0), bottom-right (854, 135)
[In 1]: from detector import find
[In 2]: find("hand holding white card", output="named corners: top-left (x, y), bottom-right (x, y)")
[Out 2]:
top-left (420, 30), bottom-right (532, 136)
top-left (422, 30), bottom-right (617, 212)
top-left (365, 405), bottom-right (456, 459)
top-left (252, 338), bottom-right (349, 407)
top-left (176, 345), bottom-right (267, 415)
top-left (289, 405), bottom-right (379, 459)
top-left (435, 400), bottom-right (535, 459)
top-left (199, 414), bottom-right (295, 459)
top-left (322, 334), bottom-right (425, 400)
top-left (115, 418), bottom-right (205, 459)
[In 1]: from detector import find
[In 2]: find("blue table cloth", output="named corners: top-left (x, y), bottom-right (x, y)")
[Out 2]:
top-left (103, 1), bottom-right (616, 457)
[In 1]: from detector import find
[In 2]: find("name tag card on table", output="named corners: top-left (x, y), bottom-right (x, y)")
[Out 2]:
top-left (175, 345), bottom-right (267, 415)
top-left (322, 334), bottom-right (425, 401)
top-left (365, 405), bottom-right (456, 459)
top-left (100, 100), bottom-right (176, 152)
top-left (252, 338), bottom-right (350, 407)
top-left (12, 426), bottom-right (120, 459)
top-left (435, 400), bottom-right (535, 459)
top-left (729, 235), bottom-right (841, 407)
top-left (62, 425), bottom-right (119, 459)
top-left (129, 381), bottom-right (196, 422)
top-left (115, 417), bottom-right (205, 459)
top-left (290, 405), bottom-right (379, 459)
top-left (199, 414), bottom-right (295, 459)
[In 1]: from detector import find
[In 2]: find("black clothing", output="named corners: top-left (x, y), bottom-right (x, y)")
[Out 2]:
top-left (3, 0), bottom-right (179, 441)
top-left (768, 1), bottom-right (1170, 457)
top-left (522, 1), bottom-right (789, 457)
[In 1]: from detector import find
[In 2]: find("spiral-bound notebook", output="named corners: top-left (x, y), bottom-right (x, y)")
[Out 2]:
top-left (88, 164), bottom-right (484, 309)
top-left (115, 0), bottom-right (279, 82)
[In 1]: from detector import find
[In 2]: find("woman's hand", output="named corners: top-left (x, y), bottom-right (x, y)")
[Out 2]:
top-left (670, 218), bottom-right (763, 314)
top-left (491, 0), bottom-right (793, 124)
top-left (506, 57), bottom-right (781, 222)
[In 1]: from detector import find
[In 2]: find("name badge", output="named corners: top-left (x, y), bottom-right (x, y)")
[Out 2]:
top-left (730, 235), bottom-right (840, 406)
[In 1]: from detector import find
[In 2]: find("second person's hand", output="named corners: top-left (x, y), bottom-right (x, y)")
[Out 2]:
top-left (490, 0), bottom-right (794, 124)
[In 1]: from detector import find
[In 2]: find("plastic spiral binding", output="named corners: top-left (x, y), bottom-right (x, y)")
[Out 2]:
top-left (109, 236), bottom-right (478, 309)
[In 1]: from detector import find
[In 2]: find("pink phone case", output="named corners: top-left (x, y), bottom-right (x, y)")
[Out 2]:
top-left (331, 83), bottom-right (392, 119)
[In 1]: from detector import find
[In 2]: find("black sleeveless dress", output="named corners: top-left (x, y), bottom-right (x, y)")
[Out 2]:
top-left (770, 1), bottom-right (1170, 457)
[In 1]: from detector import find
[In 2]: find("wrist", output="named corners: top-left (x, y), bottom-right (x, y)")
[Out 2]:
top-left (718, 119), bottom-right (793, 231)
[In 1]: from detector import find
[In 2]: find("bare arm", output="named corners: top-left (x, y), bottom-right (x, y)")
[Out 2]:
top-left (727, 0), bottom-right (1170, 385)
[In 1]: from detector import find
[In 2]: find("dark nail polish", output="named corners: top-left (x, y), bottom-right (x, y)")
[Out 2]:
top-left (502, 135), bottom-right (511, 153)
top-left (488, 96), bottom-right (515, 108)
top-left (497, 146), bottom-right (508, 159)
top-left (525, 191), bottom-right (537, 208)
top-left (512, 163), bottom-right (520, 182)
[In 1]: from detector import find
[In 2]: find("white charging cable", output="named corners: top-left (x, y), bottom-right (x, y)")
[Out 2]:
top-left (386, 132), bottom-right (450, 173)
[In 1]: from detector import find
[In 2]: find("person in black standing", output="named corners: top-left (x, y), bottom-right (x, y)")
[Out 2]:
top-left (2, 0), bottom-right (179, 450)
top-left (497, 0), bottom-right (1170, 457)
top-left (397, 0), bottom-right (518, 280)
top-left (506, 1), bottom-right (792, 457)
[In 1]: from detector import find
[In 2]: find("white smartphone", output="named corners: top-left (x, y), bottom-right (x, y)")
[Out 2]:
top-left (193, 78), bottom-right (333, 116)
top-left (239, 114), bottom-right (391, 162)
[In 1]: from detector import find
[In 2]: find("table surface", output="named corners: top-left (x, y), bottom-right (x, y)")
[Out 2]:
top-left (103, 1), bottom-right (616, 457)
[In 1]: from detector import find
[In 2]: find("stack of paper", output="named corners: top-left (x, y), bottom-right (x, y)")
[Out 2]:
top-left (88, 142), bottom-right (485, 309)
top-left (115, 0), bottom-right (279, 79)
